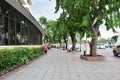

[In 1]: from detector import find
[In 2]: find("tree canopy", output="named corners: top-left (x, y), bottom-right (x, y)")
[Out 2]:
top-left (39, 16), bottom-right (69, 47)
top-left (55, 0), bottom-right (120, 56)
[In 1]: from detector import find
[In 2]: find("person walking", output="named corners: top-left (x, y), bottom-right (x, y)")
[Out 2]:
top-left (43, 44), bottom-right (48, 54)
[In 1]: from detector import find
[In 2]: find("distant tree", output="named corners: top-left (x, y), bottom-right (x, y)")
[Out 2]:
top-left (39, 16), bottom-right (47, 27)
top-left (56, 12), bottom-right (69, 49)
top-left (111, 35), bottom-right (118, 43)
top-left (55, 0), bottom-right (85, 51)
top-left (39, 17), bottom-right (57, 44)
top-left (39, 16), bottom-right (68, 46)
top-left (98, 38), bottom-right (107, 43)
top-left (39, 16), bottom-right (48, 43)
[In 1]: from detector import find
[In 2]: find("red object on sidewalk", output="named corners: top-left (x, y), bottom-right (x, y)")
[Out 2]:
top-left (43, 45), bottom-right (48, 51)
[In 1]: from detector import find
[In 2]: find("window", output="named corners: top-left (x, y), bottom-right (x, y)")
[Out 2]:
top-left (4, 17), bottom-right (8, 45)
top-left (0, 0), bottom-right (42, 45)
top-left (16, 23), bottom-right (21, 45)
top-left (9, 20), bottom-right (15, 45)
top-left (117, 45), bottom-right (120, 48)
top-left (9, 7), bottom-right (15, 20)
top-left (0, 1), bottom-right (1, 13)
top-left (1, 1), bottom-right (9, 16)
top-left (0, 15), bottom-right (5, 45)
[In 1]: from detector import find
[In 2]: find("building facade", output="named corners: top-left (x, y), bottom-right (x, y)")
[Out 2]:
top-left (0, 0), bottom-right (44, 45)
top-left (19, 0), bottom-right (32, 13)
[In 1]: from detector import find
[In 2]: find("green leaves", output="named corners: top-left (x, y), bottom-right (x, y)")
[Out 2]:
top-left (39, 16), bottom-right (47, 26)
top-left (97, 16), bottom-right (103, 24)
top-left (55, 0), bottom-right (120, 55)
top-left (55, 0), bottom-right (120, 36)
top-left (81, 15), bottom-right (89, 27)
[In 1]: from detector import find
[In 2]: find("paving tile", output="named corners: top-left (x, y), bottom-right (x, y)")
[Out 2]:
top-left (3, 48), bottom-right (120, 80)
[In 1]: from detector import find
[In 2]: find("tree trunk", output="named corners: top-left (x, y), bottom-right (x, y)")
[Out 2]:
top-left (63, 35), bottom-right (68, 49)
top-left (90, 20), bottom-right (99, 56)
top-left (89, 14), bottom-right (100, 56)
top-left (59, 38), bottom-right (62, 48)
top-left (66, 41), bottom-right (68, 49)
top-left (70, 32), bottom-right (76, 51)
top-left (90, 36), bottom-right (98, 56)
top-left (89, 6), bottom-right (103, 56)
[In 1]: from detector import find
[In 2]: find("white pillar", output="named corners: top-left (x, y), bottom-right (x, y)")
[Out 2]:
top-left (85, 33), bottom-right (90, 55)
top-left (85, 40), bottom-right (90, 55)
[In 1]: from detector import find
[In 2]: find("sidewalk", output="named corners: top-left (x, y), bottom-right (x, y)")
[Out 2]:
top-left (2, 48), bottom-right (120, 80)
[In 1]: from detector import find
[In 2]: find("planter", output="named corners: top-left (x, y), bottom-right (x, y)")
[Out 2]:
top-left (80, 55), bottom-right (105, 61)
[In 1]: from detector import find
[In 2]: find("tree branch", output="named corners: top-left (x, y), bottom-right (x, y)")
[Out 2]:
top-left (90, 16), bottom-right (96, 32)
top-left (105, 0), bottom-right (109, 4)
top-left (94, 21), bottom-right (99, 32)
top-left (98, 6), bottom-right (104, 18)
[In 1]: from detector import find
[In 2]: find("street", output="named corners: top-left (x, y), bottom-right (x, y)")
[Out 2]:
top-left (77, 44), bottom-right (120, 60)
top-left (78, 44), bottom-right (113, 57)
top-left (97, 48), bottom-right (120, 60)
top-left (97, 48), bottom-right (113, 57)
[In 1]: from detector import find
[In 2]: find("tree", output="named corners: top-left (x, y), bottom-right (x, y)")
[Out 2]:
top-left (39, 16), bottom-right (48, 43)
top-left (55, 0), bottom-right (120, 56)
top-left (39, 17), bottom-right (57, 44)
top-left (39, 16), bottom-right (47, 27)
top-left (82, 0), bottom-right (120, 56)
top-left (98, 38), bottom-right (108, 43)
top-left (56, 11), bottom-right (69, 49)
top-left (39, 16), bottom-right (68, 47)
top-left (55, 0), bottom-right (85, 51)
top-left (111, 35), bottom-right (118, 43)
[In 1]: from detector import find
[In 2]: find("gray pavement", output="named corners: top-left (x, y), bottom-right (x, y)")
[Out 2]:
top-left (2, 48), bottom-right (120, 80)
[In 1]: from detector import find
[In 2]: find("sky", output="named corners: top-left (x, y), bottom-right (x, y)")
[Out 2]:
top-left (99, 25), bottom-right (119, 39)
top-left (30, 0), bottom-right (61, 21)
top-left (30, 0), bottom-right (119, 39)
